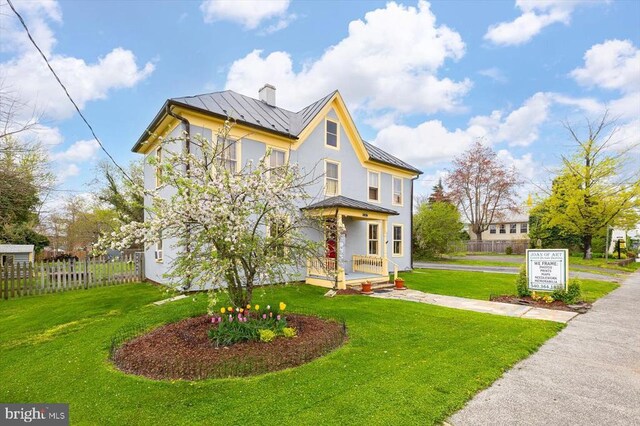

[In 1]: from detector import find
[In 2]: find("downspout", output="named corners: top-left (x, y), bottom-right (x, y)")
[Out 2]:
top-left (410, 176), bottom-right (418, 270)
top-left (165, 105), bottom-right (192, 288)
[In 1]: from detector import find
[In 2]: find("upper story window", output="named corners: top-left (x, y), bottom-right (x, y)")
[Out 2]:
top-left (218, 138), bottom-right (238, 173)
top-left (499, 224), bottom-right (506, 234)
top-left (325, 160), bottom-right (340, 196)
top-left (521, 223), bottom-right (528, 233)
top-left (155, 147), bottom-right (162, 188)
top-left (489, 224), bottom-right (496, 234)
top-left (269, 148), bottom-right (287, 180)
top-left (510, 223), bottom-right (517, 234)
top-left (325, 119), bottom-right (338, 148)
top-left (368, 171), bottom-right (380, 202)
top-left (392, 177), bottom-right (403, 205)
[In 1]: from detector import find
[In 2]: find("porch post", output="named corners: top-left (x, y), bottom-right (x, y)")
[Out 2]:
top-left (382, 218), bottom-right (388, 275)
top-left (336, 214), bottom-right (346, 290)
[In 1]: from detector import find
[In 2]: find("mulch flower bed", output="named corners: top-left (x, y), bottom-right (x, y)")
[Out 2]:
top-left (112, 314), bottom-right (347, 380)
top-left (490, 295), bottom-right (592, 313)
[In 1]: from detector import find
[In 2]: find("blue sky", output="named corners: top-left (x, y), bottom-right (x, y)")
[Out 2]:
top-left (1, 0), bottom-right (639, 206)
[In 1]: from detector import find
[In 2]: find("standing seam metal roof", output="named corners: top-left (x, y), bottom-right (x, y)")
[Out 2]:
top-left (144, 90), bottom-right (421, 174)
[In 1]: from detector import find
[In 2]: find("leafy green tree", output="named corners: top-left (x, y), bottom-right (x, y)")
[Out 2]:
top-left (414, 201), bottom-right (463, 258)
top-left (538, 113), bottom-right (640, 259)
top-left (95, 160), bottom-right (144, 224)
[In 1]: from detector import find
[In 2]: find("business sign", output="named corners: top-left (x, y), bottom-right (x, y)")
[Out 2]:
top-left (526, 249), bottom-right (568, 292)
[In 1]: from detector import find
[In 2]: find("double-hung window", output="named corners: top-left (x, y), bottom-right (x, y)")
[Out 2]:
top-left (392, 225), bottom-right (403, 256)
top-left (155, 147), bottom-right (162, 188)
top-left (269, 148), bottom-right (286, 180)
top-left (392, 177), bottom-right (403, 205)
top-left (510, 223), bottom-right (517, 234)
top-left (269, 217), bottom-right (286, 258)
top-left (219, 138), bottom-right (238, 173)
top-left (325, 161), bottom-right (340, 196)
top-left (489, 224), bottom-right (497, 234)
top-left (368, 171), bottom-right (380, 202)
top-left (155, 233), bottom-right (163, 262)
top-left (521, 223), bottom-right (528, 233)
top-left (326, 120), bottom-right (338, 148)
top-left (368, 223), bottom-right (379, 256)
top-left (499, 224), bottom-right (506, 234)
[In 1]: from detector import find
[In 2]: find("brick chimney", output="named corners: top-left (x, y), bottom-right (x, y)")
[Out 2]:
top-left (259, 84), bottom-right (276, 106)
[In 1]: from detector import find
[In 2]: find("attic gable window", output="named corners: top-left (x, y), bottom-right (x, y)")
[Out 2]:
top-left (325, 119), bottom-right (338, 148)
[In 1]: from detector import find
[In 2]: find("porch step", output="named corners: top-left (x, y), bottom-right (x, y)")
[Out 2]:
top-left (347, 282), bottom-right (395, 291)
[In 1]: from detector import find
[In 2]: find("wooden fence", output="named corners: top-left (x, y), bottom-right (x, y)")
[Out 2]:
top-left (449, 240), bottom-right (529, 254)
top-left (1, 254), bottom-right (144, 300)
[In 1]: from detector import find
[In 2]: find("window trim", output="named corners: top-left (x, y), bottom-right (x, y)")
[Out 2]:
top-left (324, 159), bottom-right (341, 196)
top-left (489, 224), bottom-right (497, 234)
top-left (218, 137), bottom-right (241, 174)
top-left (367, 222), bottom-right (380, 256)
top-left (324, 118), bottom-right (340, 150)
top-left (392, 224), bottom-right (403, 257)
top-left (155, 238), bottom-right (163, 263)
top-left (367, 170), bottom-right (381, 203)
top-left (510, 223), bottom-right (517, 234)
top-left (155, 146), bottom-right (163, 188)
top-left (392, 176), bottom-right (403, 206)
top-left (499, 224), bottom-right (506, 234)
top-left (267, 216), bottom-right (288, 258)
top-left (267, 146), bottom-right (288, 179)
top-left (521, 223), bottom-right (528, 233)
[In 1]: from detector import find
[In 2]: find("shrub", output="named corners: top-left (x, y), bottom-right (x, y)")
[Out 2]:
top-left (505, 246), bottom-right (513, 255)
top-left (551, 281), bottom-right (582, 304)
top-left (258, 329), bottom-right (276, 342)
top-left (283, 327), bottom-right (297, 338)
top-left (515, 266), bottom-right (530, 297)
top-left (626, 250), bottom-right (636, 259)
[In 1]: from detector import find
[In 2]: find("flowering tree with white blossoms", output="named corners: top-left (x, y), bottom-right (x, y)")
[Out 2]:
top-left (99, 120), bottom-right (326, 307)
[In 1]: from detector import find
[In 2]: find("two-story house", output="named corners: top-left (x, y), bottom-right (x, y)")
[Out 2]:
top-left (131, 85), bottom-right (422, 290)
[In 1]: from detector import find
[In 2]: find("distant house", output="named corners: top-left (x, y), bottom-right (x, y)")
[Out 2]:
top-left (0, 245), bottom-right (35, 267)
top-left (473, 211), bottom-right (530, 243)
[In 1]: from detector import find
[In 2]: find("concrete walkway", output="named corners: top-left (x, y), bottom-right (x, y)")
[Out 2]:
top-left (370, 289), bottom-right (578, 323)
top-left (449, 271), bottom-right (640, 425)
top-left (414, 261), bottom-right (621, 282)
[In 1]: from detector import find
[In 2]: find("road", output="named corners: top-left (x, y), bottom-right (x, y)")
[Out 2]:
top-left (413, 261), bottom-right (620, 282)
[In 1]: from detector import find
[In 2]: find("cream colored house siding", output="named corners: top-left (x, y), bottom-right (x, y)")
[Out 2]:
top-left (473, 222), bottom-right (529, 241)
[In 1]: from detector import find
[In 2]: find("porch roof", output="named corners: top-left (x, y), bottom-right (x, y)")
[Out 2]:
top-left (302, 196), bottom-right (399, 216)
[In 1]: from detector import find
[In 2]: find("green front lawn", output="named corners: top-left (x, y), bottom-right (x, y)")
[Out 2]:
top-left (403, 269), bottom-right (619, 303)
top-left (1, 283), bottom-right (562, 425)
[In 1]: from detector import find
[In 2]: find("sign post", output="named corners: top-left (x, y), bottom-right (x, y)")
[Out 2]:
top-left (526, 249), bottom-right (569, 292)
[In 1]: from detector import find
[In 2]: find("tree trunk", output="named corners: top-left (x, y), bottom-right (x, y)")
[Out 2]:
top-left (583, 234), bottom-right (592, 260)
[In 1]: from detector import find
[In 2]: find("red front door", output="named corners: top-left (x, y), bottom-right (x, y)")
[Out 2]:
top-left (325, 219), bottom-right (337, 259)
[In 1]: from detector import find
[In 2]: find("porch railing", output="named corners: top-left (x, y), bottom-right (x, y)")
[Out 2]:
top-left (352, 255), bottom-right (384, 275)
top-left (306, 257), bottom-right (337, 277)
top-left (352, 255), bottom-right (399, 281)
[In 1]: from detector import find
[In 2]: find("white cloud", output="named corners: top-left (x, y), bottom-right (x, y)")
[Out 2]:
top-left (570, 39), bottom-right (640, 92)
top-left (50, 139), bottom-right (100, 162)
top-left (484, 0), bottom-right (601, 46)
top-left (200, 0), bottom-right (292, 30)
top-left (478, 67), bottom-right (507, 83)
top-left (0, 0), bottom-right (155, 121)
top-left (373, 92), bottom-right (556, 166)
top-left (225, 1), bottom-right (470, 115)
top-left (56, 163), bottom-right (80, 182)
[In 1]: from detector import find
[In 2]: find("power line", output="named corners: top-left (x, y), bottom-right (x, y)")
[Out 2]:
top-left (6, 0), bottom-right (133, 183)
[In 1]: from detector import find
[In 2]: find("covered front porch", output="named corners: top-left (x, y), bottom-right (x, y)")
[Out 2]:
top-left (302, 196), bottom-right (400, 290)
